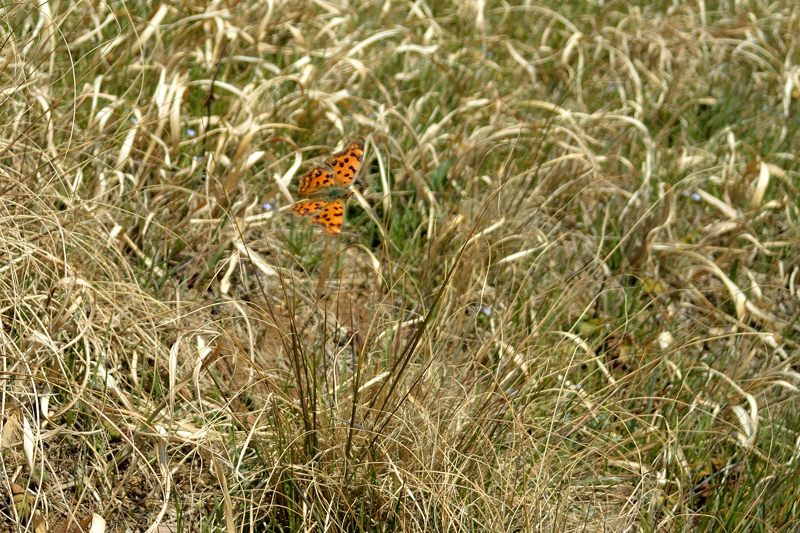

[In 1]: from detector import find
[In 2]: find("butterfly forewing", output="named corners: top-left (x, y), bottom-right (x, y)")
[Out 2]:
top-left (297, 165), bottom-right (337, 197)
top-left (325, 140), bottom-right (364, 188)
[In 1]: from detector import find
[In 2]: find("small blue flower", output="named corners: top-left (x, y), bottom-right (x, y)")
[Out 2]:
top-left (186, 127), bottom-right (196, 137)
top-left (691, 192), bottom-right (701, 201)
top-left (262, 202), bottom-right (273, 211)
top-left (479, 305), bottom-right (492, 316)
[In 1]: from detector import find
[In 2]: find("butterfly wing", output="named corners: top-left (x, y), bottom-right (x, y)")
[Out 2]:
top-left (325, 139), bottom-right (364, 187)
top-left (291, 198), bottom-right (346, 235)
top-left (297, 165), bottom-right (337, 197)
top-left (291, 140), bottom-right (363, 234)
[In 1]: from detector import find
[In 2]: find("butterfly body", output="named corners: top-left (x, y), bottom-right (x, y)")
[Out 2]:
top-left (291, 140), bottom-right (364, 235)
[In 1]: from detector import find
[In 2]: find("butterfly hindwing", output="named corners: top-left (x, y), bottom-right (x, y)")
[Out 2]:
top-left (292, 199), bottom-right (326, 216)
top-left (325, 140), bottom-right (364, 188)
top-left (291, 198), bottom-right (345, 235)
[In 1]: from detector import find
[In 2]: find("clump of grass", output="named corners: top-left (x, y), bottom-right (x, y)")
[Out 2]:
top-left (0, 1), bottom-right (799, 531)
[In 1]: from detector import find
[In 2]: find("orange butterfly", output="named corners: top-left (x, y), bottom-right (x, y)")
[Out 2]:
top-left (291, 139), bottom-right (365, 235)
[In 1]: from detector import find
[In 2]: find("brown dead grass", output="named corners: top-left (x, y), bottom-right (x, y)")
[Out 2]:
top-left (0, 1), bottom-right (799, 531)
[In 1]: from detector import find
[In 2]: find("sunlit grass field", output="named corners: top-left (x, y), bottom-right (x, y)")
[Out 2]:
top-left (1, 1), bottom-right (799, 531)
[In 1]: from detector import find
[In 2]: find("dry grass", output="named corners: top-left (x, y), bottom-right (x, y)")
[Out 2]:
top-left (1, 1), bottom-right (799, 531)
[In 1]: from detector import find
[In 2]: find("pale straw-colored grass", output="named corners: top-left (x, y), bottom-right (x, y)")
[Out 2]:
top-left (0, 1), bottom-right (799, 531)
